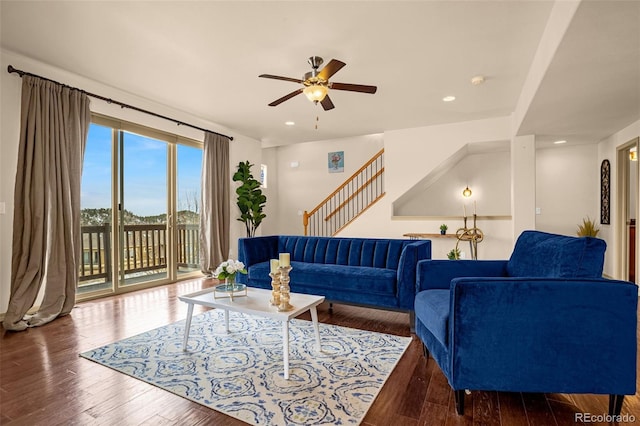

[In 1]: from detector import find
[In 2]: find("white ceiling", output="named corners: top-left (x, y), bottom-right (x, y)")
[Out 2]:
top-left (519, 0), bottom-right (640, 146)
top-left (1, 1), bottom-right (638, 147)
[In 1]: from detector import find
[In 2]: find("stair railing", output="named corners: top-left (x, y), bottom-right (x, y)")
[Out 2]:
top-left (303, 148), bottom-right (385, 236)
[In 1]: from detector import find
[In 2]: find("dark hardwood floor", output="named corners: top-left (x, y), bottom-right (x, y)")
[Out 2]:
top-left (1, 278), bottom-right (638, 425)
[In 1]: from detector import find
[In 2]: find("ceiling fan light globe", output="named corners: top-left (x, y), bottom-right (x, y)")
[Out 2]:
top-left (303, 85), bottom-right (328, 102)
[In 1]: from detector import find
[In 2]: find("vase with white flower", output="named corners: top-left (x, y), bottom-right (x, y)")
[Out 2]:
top-left (213, 259), bottom-right (247, 290)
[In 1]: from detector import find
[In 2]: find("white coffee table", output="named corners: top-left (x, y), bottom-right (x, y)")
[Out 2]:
top-left (178, 286), bottom-right (325, 380)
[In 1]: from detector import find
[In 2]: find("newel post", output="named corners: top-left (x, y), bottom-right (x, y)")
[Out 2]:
top-left (303, 211), bottom-right (309, 236)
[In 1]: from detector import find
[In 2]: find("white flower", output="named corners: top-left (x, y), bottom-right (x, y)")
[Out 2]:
top-left (212, 258), bottom-right (247, 280)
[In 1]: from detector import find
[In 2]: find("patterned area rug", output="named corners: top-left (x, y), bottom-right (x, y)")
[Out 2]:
top-left (80, 309), bottom-right (411, 425)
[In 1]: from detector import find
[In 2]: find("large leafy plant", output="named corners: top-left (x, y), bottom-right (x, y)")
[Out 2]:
top-left (233, 161), bottom-right (267, 237)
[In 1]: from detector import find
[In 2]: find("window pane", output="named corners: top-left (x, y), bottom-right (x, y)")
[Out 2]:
top-left (78, 123), bottom-right (114, 294)
top-left (177, 144), bottom-right (202, 275)
top-left (121, 131), bottom-right (168, 285)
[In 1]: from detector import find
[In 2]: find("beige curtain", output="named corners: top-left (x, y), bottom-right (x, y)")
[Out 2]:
top-left (3, 76), bottom-right (90, 331)
top-left (200, 132), bottom-right (230, 274)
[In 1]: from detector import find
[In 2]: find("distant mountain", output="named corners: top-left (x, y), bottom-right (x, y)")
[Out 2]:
top-left (81, 208), bottom-right (199, 226)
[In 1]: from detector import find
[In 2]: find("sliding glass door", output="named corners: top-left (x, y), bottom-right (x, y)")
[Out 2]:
top-left (78, 116), bottom-right (202, 297)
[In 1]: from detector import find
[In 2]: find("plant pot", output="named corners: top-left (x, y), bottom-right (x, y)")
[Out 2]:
top-left (440, 230), bottom-right (446, 235)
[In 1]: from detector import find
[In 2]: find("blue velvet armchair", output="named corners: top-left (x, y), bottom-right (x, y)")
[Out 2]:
top-left (414, 230), bottom-right (638, 415)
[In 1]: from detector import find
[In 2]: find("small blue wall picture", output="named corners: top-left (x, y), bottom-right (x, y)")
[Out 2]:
top-left (328, 151), bottom-right (344, 173)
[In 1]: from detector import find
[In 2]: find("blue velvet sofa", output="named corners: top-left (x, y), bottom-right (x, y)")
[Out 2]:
top-left (237, 235), bottom-right (431, 311)
top-left (414, 230), bottom-right (638, 415)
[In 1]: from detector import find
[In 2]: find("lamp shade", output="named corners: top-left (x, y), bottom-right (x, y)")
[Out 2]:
top-left (462, 186), bottom-right (472, 197)
top-left (303, 84), bottom-right (328, 102)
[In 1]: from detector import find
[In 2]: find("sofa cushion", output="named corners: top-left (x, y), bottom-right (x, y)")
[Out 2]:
top-left (290, 261), bottom-right (397, 294)
top-left (415, 289), bottom-right (450, 348)
top-left (246, 261), bottom-right (272, 286)
top-left (507, 230), bottom-right (606, 278)
top-left (246, 261), bottom-right (398, 295)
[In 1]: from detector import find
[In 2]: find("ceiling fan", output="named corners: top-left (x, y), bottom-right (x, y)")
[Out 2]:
top-left (259, 56), bottom-right (377, 111)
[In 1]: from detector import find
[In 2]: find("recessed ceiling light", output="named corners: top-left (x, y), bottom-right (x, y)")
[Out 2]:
top-left (443, 96), bottom-right (456, 102)
top-left (553, 140), bottom-right (567, 144)
top-left (285, 121), bottom-right (295, 126)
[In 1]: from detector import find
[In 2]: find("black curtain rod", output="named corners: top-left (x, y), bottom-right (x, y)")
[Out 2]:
top-left (7, 65), bottom-right (233, 141)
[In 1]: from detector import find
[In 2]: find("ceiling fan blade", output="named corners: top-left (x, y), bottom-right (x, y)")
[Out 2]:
top-left (320, 95), bottom-right (335, 111)
top-left (259, 74), bottom-right (304, 84)
top-left (317, 59), bottom-right (346, 81)
top-left (268, 88), bottom-right (303, 106)
top-left (330, 82), bottom-right (377, 94)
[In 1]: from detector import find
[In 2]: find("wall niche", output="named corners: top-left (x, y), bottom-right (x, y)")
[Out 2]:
top-left (392, 141), bottom-right (511, 218)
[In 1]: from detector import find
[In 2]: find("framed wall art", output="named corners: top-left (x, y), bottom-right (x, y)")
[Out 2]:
top-left (600, 159), bottom-right (610, 225)
top-left (328, 151), bottom-right (344, 173)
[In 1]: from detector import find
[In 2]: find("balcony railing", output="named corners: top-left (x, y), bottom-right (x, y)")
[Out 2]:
top-left (79, 223), bottom-right (199, 283)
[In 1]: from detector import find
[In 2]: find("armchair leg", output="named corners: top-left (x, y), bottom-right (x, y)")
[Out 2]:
top-left (609, 394), bottom-right (624, 416)
top-left (454, 390), bottom-right (465, 415)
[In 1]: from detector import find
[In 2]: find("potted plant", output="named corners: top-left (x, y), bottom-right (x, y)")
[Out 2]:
top-left (440, 224), bottom-right (448, 235)
top-left (233, 161), bottom-right (267, 237)
top-left (213, 259), bottom-right (247, 285)
top-left (447, 247), bottom-right (461, 260)
top-left (577, 216), bottom-right (600, 237)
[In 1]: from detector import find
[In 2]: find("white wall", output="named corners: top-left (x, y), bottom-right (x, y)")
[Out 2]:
top-left (338, 117), bottom-right (515, 260)
top-left (535, 143), bottom-right (599, 236)
top-left (394, 150), bottom-right (511, 217)
top-left (0, 49), bottom-right (261, 314)
top-left (269, 133), bottom-right (384, 235)
top-left (597, 118), bottom-right (640, 279)
top-left (511, 135), bottom-right (537, 237)
top-left (259, 147), bottom-right (279, 236)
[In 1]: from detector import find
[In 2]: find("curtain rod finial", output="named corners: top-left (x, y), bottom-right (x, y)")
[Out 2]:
top-left (7, 65), bottom-right (24, 77)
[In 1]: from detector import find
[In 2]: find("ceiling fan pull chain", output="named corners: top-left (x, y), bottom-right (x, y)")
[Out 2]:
top-left (315, 115), bottom-right (319, 130)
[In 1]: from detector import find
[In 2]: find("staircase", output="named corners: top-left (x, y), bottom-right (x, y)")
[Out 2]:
top-left (303, 149), bottom-right (385, 236)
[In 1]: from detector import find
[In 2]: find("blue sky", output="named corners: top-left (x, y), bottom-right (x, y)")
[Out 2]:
top-left (81, 123), bottom-right (202, 217)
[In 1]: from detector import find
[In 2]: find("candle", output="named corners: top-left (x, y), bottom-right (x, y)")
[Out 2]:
top-left (270, 259), bottom-right (279, 273)
top-left (474, 201), bottom-right (477, 215)
top-left (279, 253), bottom-right (290, 267)
top-left (463, 204), bottom-right (466, 218)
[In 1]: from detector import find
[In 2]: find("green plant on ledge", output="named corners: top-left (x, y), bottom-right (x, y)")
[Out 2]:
top-left (439, 224), bottom-right (448, 234)
top-left (233, 161), bottom-right (267, 238)
top-left (577, 216), bottom-right (600, 237)
top-left (447, 247), bottom-right (461, 260)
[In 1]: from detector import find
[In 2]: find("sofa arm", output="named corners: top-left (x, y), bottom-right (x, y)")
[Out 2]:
top-left (448, 277), bottom-right (638, 394)
top-left (416, 260), bottom-right (507, 292)
top-left (396, 241), bottom-right (432, 309)
top-left (238, 236), bottom-right (279, 268)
